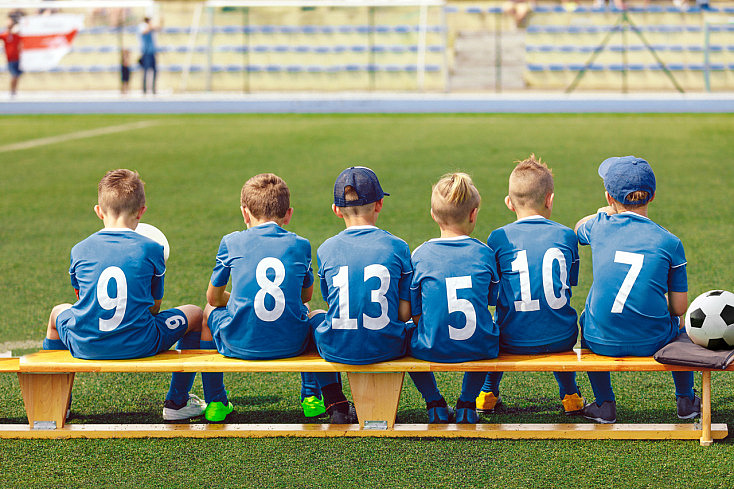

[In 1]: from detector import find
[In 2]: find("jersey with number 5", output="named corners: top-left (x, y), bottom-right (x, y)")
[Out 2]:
top-left (315, 225), bottom-right (412, 364)
top-left (490, 216), bottom-right (580, 349)
top-left (577, 211), bottom-right (687, 349)
top-left (63, 229), bottom-right (166, 358)
top-left (210, 222), bottom-right (314, 359)
top-left (409, 236), bottom-right (500, 362)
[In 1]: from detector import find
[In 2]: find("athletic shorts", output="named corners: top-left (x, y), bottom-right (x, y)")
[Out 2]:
top-left (580, 310), bottom-right (682, 357)
top-left (56, 307), bottom-right (189, 360)
top-left (8, 61), bottom-right (21, 77)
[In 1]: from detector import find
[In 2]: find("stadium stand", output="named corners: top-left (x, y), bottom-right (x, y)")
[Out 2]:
top-left (0, 348), bottom-right (728, 444)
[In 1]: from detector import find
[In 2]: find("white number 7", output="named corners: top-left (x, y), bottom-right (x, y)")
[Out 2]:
top-left (612, 251), bottom-right (644, 313)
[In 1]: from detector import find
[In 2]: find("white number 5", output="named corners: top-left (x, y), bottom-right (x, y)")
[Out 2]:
top-left (612, 251), bottom-right (644, 313)
top-left (446, 276), bottom-right (476, 341)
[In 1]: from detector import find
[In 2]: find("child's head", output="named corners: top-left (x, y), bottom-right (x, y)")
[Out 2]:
top-left (332, 166), bottom-right (387, 219)
top-left (121, 48), bottom-right (130, 63)
top-left (598, 156), bottom-right (655, 211)
top-left (241, 173), bottom-right (291, 223)
top-left (507, 155), bottom-right (554, 215)
top-left (430, 172), bottom-right (481, 234)
top-left (97, 169), bottom-right (146, 217)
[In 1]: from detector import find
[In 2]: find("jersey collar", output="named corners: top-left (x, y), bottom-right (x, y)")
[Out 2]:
top-left (251, 221), bottom-right (279, 228)
top-left (101, 227), bottom-right (136, 232)
top-left (515, 215), bottom-right (545, 222)
top-left (346, 224), bottom-right (378, 230)
top-left (428, 235), bottom-right (471, 242)
top-left (618, 211), bottom-right (651, 220)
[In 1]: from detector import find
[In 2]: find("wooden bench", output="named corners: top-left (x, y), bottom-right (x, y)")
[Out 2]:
top-left (2, 349), bottom-right (728, 445)
top-left (0, 358), bottom-right (19, 373)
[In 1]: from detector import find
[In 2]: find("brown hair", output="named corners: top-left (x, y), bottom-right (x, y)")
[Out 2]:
top-left (241, 173), bottom-right (290, 219)
top-left (621, 190), bottom-right (651, 209)
top-left (431, 172), bottom-right (481, 226)
top-left (98, 169), bottom-right (146, 216)
top-left (338, 185), bottom-right (374, 217)
top-left (508, 155), bottom-right (554, 210)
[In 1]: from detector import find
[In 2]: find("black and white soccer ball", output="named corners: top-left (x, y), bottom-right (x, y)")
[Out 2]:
top-left (685, 290), bottom-right (734, 350)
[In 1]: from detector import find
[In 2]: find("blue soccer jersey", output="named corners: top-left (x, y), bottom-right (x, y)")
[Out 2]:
top-left (209, 222), bottom-right (314, 360)
top-left (489, 216), bottom-right (580, 349)
top-left (315, 225), bottom-right (412, 364)
top-left (577, 211), bottom-right (687, 350)
top-left (409, 236), bottom-right (500, 362)
top-left (59, 228), bottom-right (168, 359)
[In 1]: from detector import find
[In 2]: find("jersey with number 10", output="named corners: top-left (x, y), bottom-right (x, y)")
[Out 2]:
top-left (577, 212), bottom-right (687, 350)
top-left (62, 229), bottom-right (167, 359)
top-left (210, 222), bottom-right (314, 359)
top-left (410, 236), bottom-right (500, 362)
top-left (315, 225), bottom-right (412, 365)
top-left (489, 216), bottom-right (580, 349)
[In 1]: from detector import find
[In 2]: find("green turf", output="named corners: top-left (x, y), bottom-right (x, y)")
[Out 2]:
top-left (1, 114), bottom-right (733, 488)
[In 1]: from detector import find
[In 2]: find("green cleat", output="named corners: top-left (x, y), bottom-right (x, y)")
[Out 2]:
top-left (204, 401), bottom-right (234, 423)
top-left (301, 395), bottom-right (327, 418)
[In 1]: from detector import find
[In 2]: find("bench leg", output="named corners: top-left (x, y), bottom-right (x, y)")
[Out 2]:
top-left (18, 373), bottom-right (75, 429)
top-left (700, 370), bottom-right (712, 446)
top-left (347, 372), bottom-right (404, 429)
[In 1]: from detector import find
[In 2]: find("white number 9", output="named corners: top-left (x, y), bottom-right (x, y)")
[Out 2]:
top-left (97, 266), bottom-right (128, 332)
top-left (165, 315), bottom-right (186, 330)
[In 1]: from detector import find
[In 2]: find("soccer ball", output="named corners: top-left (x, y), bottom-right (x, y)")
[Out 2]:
top-left (135, 222), bottom-right (170, 262)
top-left (685, 290), bottom-right (734, 350)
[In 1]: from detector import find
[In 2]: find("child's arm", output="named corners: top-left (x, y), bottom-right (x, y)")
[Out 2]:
top-left (149, 299), bottom-right (162, 315)
top-left (398, 299), bottom-right (411, 322)
top-left (668, 291), bottom-right (688, 320)
top-left (206, 282), bottom-right (230, 308)
top-left (574, 206), bottom-right (616, 233)
top-left (301, 284), bottom-right (313, 304)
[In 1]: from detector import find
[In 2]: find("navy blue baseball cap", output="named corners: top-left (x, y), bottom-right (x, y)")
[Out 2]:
top-left (333, 166), bottom-right (389, 207)
top-left (598, 156), bottom-right (656, 206)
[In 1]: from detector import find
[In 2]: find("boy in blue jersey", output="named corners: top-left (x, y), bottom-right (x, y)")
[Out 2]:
top-left (476, 156), bottom-right (585, 416)
top-left (45, 169), bottom-right (205, 421)
top-left (409, 172), bottom-right (500, 423)
top-left (198, 173), bottom-right (328, 422)
top-left (575, 156), bottom-right (699, 423)
top-left (312, 166), bottom-right (412, 423)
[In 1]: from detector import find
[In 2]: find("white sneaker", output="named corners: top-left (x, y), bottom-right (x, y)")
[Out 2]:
top-left (162, 394), bottom-right (206, 421)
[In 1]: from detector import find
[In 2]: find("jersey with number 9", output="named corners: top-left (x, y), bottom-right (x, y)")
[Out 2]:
top-left (409, 236), bottom-right (500, 362)
top-left (577, 211), bottom-right (687, 350)
top-left (315, 226), bottom-right (412, 365)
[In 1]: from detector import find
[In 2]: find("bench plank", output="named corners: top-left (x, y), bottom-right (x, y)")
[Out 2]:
top-left (19, 349), bottom-right (711, 373)
top-left (0, 423), bottom-right (727, 440)
top-left (0, 358), bottom-right (19, 373)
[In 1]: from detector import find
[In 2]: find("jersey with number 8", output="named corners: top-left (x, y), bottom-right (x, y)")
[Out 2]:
top-left (490, 216), bottom-right (580, 349)
top-left (577, 211), bottom-right (687, 350)
top-left (315, 225), bottom-right (412, 364)
top-left (409, 236), bottom-right (500, 362)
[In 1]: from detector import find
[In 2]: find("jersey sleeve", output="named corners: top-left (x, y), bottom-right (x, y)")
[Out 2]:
top-left (569, 234), bottom-right (580, 287)
top-left (397, 244), bottom-right (413, 302)
top-left (487, 244), bottom-right (500, 307)
top-left (210, 237), bottom-right (232, 287)
top-left (668, 239), bottom-right (688, 292)
top-left (317, 249), bottom-right (329, 302)
top-left (150, 243), bottom-right (166, 300)
top-left (302, 242), bottom-right (315, 289)
top-left (68, 252), bottom-right (79, 290)
top-left (576, 213), bottom-right (600, 245)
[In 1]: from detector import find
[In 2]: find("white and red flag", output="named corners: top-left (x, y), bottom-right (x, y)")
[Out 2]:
top-left (19, 14), bottom-right (84, 71)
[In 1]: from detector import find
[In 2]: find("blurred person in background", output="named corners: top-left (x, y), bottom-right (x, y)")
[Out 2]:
top-left (1, 14), bottom-right (22, 96)
top-left (138, 16), bottom-right (160, 94)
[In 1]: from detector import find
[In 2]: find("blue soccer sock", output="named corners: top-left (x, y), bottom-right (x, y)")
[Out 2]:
top-left (408, 372), bottom-right (442, 404)
top-left (200, 340), bottom-right (227, 404)
top-left (553, 371), bottom-right (579, 399)
top-left (672, 371), bottom-right (695, 400)
top-left (300, 372), bottom-right (322, 400)
top-left (481, 372), bottom-right (503, 395)
top-left (586, 371), bottom-right (615, 404)
top-left (459, 372), bottom-right (486, 403)
top-left (165, 331), bottom-right (201, 406)
top-left (42, 338), bottom-right (67, 350)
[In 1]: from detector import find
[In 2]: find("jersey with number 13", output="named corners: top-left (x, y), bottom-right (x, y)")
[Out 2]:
top-left (577, 212), bottom-right (687, 349)
top-left (315, 226), bottom-right (412, 364)
top-left (64, 229), bottom-right (167, 357)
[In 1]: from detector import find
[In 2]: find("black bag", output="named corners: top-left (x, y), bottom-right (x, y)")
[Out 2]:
top-left (654, 332), bottom-right (734, 369)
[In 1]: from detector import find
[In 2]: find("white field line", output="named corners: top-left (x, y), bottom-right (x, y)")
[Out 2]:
top-left (0, 339), bottom-right (40, 354)
top-left (0, 120), bottom-right (161, 153)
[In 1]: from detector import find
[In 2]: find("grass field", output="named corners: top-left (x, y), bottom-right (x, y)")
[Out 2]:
top-left (1, 114), bottom-right (733, 488)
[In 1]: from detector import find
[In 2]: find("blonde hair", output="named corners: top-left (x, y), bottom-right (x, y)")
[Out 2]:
top-left (338, 185), bottom-right (375, 217)
top-left (98, 169), bottom-right (146, 217)
top-left (508, 155), bottom-right (554, 210)
top-left (241, 173), bottom-right (291, 220)
top-left (431, 172), bottom-right (481, 226)
top-left (618, 190), bottom-right (651, 209)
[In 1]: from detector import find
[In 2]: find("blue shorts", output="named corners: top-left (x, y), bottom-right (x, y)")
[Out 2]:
top-left (499, 333), bottom-right (577, 355)
top-left (580, 310), bottom-right (682, 357)
top-left (8, 61), bottom-right (21, 77)
top-left (56, 307), bottom-right (189, 360)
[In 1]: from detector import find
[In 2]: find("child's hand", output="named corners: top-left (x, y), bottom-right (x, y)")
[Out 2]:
top-left (597, 205), bottom-right (617, 216)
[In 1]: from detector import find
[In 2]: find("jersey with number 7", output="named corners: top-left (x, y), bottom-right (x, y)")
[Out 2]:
top-left (315, 225), bottom-right (412, 365)
top-left (577, 211), bottom-right (687, 350)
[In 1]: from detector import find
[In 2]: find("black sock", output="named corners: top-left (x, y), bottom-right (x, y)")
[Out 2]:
top-left (456, 399), bottom-right (476, 410)
top-left (321, 382), bottom-right (348, 412)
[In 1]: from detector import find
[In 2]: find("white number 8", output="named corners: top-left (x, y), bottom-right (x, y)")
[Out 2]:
top-left (97, 266), bottom-right (127, 332)
top-left (254, 257), bottom-right (286, 322)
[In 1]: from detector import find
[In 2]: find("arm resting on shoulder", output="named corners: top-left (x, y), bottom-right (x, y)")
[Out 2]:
top-left (398, 299), bottom-right (412, 323)
top-left (149, 299), bottom-right (162, 315)
top-left (668, 291), bottom-right (688, 319)
top-left (301, 284), bottom-right (313, 304)
top-left (207, 282), bottom-right (230, 308)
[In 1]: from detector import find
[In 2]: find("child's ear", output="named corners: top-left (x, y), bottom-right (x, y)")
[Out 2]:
top-left (545, 192), bottom-right (554, 210)
top-left (282, 207), bottom-right (294, 225)
top-left (136, 206), bottom-right (147, 220)
top-left (648, 192), bottom-right (655, 204)
top-left (241, 206), bottom-right (251, 225)
top-left (430, 208), bottom-right (439, 224)
top-left (332, 204), bottom-right (344, 219)
top-left (373, 198), bottom-right (384, 214)
top-left (94, 204), bottom-right (104, 220)
top-left (504, 195), bottom-right (515, 212)
top-left (605, 191), bottom-right (614, 206)
top-left (469, 207), bottom-right (479, 224)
